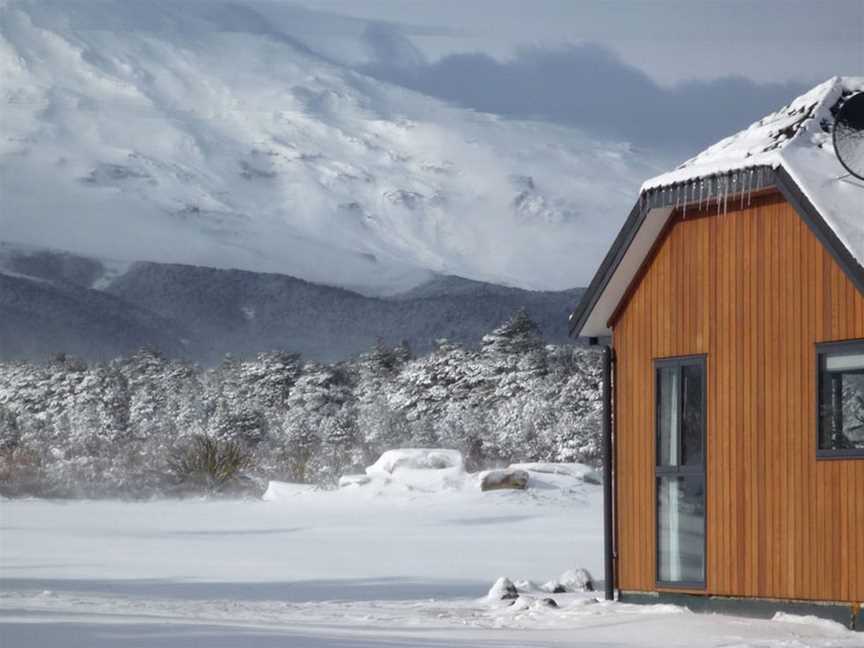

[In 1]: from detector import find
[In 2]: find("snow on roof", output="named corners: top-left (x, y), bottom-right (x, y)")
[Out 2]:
top-left (643, 76), bottom-right (864, 266)
top-left (573, 78), bottom-right (864, 339)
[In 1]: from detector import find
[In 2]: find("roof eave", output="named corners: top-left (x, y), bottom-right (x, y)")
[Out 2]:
top-left (568, 196), bottom-right (648, 338)
top-left (570, 166), bottom-right (776, 339)
top-left (570, 165), bottom-right (864, 341)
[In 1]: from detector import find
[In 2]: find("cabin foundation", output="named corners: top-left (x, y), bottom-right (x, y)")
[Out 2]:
top-left (619, 591), bottom-right (863, 630)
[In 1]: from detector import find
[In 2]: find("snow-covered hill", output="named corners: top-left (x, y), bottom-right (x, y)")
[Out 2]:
top-left (0, 0), bottom-right (662, 294)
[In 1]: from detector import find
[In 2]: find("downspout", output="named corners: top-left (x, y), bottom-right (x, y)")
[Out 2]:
top-left (601, 344), bottom-right (616, 601)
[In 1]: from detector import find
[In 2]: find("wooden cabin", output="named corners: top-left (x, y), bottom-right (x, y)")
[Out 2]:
top-left (570, 77), bottom-right (864, 628)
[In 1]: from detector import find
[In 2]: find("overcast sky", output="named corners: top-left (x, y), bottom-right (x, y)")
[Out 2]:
top-left (278, 0), bottom-right (862, 158)
top-left (298, 0), bottom-right (864, 86)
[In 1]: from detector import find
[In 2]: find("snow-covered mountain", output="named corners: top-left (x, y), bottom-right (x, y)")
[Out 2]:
top-left (0, 0), bottom-right (663, 294)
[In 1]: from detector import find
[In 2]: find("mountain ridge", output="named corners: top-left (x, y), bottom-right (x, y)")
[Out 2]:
top-left (0, 244), bottom-right (583, 364)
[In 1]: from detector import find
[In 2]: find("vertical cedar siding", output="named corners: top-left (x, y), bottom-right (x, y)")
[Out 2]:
top-left (611, 192), bottom-right (864, 603)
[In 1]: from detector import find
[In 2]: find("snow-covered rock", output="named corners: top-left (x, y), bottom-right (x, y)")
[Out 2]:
top-left (479, 468), bottom-right (530, 492)
top-left (559, 568), bottom-right (595, 592)
top-left (508, 595), bottom-right (533, 611)
top-left (347, 449), bottom-right (470, 494)
top-left (501, 462), bottom-right (602, 497)
top-left (505, 594), bottom-right (559, 611)
top-left (338, 474), bottom-right (372, 488)
top-left (508, 462), bottom-right (600, 483)
top-left (366, 449), bottom-right (465, 475)
top-left (540, 580), bottom-right (567, 594)
top-left (487, 577), bottom-right (518, 600)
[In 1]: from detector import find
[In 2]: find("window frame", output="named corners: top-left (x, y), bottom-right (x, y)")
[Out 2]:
top-left (653, 354), bottom-right (707, 590)
top-left (816, 339), bottom-right (864, 460)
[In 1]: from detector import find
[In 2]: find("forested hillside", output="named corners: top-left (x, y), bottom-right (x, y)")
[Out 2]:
top-left (0, 244), bottom-right (582, 363)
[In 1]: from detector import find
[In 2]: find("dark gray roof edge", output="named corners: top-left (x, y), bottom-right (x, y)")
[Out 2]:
top-left (568, 196), bottom-right (648, 337)
top-left (568, 164), bottom-right (864, 338)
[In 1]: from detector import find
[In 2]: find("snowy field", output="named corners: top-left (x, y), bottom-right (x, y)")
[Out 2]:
top-left (1, 465), bottom-right (861, 647)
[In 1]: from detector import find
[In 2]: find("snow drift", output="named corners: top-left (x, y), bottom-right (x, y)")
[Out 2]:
top-left (264, 450), bottom-right (603, 501)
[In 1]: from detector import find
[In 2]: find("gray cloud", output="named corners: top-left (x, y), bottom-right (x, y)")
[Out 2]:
top-left (361, 43), bottom-right (809, 156)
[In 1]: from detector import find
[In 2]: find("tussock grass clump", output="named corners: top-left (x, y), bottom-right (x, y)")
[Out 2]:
top-left (169, 435), bottom-right (251, 495)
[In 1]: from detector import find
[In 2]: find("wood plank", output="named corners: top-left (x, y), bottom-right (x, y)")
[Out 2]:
top-left (611, 192), bottom-right (864, 603)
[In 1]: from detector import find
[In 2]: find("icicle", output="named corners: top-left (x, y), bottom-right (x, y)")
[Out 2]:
top-left (682, 182), bottom-right (688, 219)
top-left (682, 182), bottom-right (686, 210)
top-left (738, 172), bottom-right (745, 210)
top-left (718, 175), bottom-right (722, 215)
top-left (716, 175), bottom-right (721, 216)
top-left (747, 168), bottom-right (753, 207)
top-left (719, 175), bottom-right (724, 215)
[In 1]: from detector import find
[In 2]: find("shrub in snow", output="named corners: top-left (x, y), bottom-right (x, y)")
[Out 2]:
top-left (168, 434), bottom-right (253, 496)
top-left (487, 577), bottom-right (519, 600)
top-left (479, 468), bottom-right (529, 492)
top-left (559, 568), bottom-right (594, 592)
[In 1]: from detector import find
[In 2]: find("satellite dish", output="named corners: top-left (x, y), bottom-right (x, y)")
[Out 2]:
top-left (833, 92), bottom-right (864, 180)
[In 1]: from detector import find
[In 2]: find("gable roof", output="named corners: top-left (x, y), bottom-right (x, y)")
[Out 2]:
top-left (571, 77), bottom-right (864, 339)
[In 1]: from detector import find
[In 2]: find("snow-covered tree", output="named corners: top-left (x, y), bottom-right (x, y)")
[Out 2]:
top-left (0, 311), bottom-right (603, 496)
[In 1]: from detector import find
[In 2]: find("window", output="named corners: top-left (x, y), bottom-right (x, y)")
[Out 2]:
top-left (655, 356), bottom-right (706, 587)
top-left (817, 340), bottom-right (864, 458)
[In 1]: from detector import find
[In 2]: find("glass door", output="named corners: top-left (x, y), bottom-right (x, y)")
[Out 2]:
top-left (655, 356), bottom-right (706, 588)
